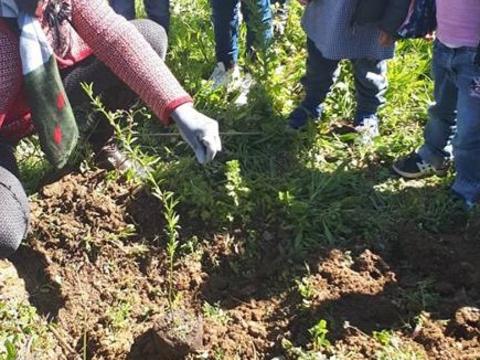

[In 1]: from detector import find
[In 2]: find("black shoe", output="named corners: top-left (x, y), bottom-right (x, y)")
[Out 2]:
top-left (392, 151), bottom-right (449, 179)
top-left (287, 104), bottom-right (321, 130)
top-left (95, 140), bottom-right (147, 178)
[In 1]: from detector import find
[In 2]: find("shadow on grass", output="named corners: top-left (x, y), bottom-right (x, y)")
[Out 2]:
top-left (10, 246), bottom-right (64, 320)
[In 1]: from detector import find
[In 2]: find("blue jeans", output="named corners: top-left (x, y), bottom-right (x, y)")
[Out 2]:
top-left (301, 38), bottom-right (387, 125)
top-left (418, 41), bottom-right (480, 204)
top-left (211, 0), bottom-right (273, 68)
top-left (110, 0), bottom-right (170, 31)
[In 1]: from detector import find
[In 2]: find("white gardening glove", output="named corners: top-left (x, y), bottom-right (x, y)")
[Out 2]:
top-left (171, 104), bottom-right (222, 164)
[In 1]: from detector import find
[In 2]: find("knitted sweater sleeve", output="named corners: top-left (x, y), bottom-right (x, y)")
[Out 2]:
top-left (71, 0), bottom-right (192, 124)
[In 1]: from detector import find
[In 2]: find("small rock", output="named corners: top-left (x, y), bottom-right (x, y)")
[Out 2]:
top-left (248, 321), bottom-right (267, 338)
top-left (41, 182), bottom-right (64, 198)
top-left (251, 310), bottom-right (262, 322)
top-left (190, 274), bottom-right (203, 288)
top-left (455, 306), bottom-right (480, 326)
top-left (231, 311), bottom-right (249, 328)
top-left (448, 306), bottom-right (480, 339)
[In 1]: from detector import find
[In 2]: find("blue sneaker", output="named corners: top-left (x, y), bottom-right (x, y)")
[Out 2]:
top-left (287, 104), bottom-right (321, 130)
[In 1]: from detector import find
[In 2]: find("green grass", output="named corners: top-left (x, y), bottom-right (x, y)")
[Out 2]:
top-left (0, 301), bottom-right (56, 360)
top-left (2, 0), bottom-right (477, 358)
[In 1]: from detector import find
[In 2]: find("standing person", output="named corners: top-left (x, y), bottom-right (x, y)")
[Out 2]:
top-left (0, 0), bottom-right (222, 258)
top-left (110, 0), bottom-right (170, 32)
top-left (288, 0), bottom-right (409, 143)
top-left (393, 0), bottom-right (480, 209)
top-left (209, 0), bottom-right (273, 90)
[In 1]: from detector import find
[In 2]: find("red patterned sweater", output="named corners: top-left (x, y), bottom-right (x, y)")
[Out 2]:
top-left (0, 0), bottom-right (192, 143)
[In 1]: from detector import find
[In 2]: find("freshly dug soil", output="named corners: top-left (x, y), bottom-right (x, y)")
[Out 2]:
top-left (5, 170), bottom-right (480, 359)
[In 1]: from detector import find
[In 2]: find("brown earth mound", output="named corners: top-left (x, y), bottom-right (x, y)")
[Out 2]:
top-left (5, 170), bottom-right (480, 359)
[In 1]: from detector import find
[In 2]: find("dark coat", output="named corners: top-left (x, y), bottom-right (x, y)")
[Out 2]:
top-left (353, 0), bottom-right (411, 35)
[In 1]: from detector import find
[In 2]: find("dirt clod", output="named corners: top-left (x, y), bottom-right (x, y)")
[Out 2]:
top-left (449, 307), bottom-right (480, 339)
top-left (128, 310), bottom-right (203, 360)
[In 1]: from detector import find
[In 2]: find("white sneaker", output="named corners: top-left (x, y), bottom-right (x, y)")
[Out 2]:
top-left (209, 62), bottom-right (240, 90)
top-left (233, 72), bottom-right (255, 106)
top-left (354, 116), bottom-right (380, 145)
top-left (209, 62), bottom-right (254, 105)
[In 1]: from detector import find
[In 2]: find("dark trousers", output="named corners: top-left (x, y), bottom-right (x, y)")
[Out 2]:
top-left (301, 38), bottom-right (387, 123)
top-left (110, 0), bottom-right (171, 32)
top-left (0, 19), bottom-right (167, 258)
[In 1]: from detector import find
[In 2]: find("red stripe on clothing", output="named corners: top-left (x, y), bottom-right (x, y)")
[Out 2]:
top-left (0, 113), bottom-right (6, 130)
top-left (161, 97), bottom-right (194, 125)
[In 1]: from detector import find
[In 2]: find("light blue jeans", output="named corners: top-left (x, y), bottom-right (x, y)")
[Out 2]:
top-left (110, 0), bottom-right (170, 31)
top-left (211, 0), bottom-right (273, 68)
top-left (418, 41), bottom-right (480, 204)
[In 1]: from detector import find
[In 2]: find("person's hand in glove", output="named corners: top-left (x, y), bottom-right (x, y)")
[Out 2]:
top-left (171, 104), bottom-right (222, 164)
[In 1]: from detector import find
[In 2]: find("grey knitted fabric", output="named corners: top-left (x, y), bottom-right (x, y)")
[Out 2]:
top-left (0, 146), bottom-right (29, 258)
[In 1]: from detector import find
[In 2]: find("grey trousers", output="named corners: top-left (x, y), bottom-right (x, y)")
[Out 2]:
top-left (0, 143), bottom-right (29, 258)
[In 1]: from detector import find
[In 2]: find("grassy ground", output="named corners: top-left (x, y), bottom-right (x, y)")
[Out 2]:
top-left (1, 0), bottom-right (479, 359)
